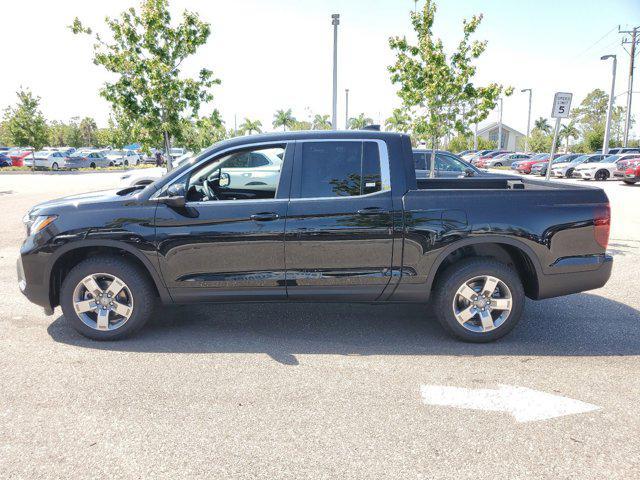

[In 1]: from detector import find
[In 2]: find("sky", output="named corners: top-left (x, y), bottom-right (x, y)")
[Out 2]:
top-left (2, 0), bottom-right (640, 138)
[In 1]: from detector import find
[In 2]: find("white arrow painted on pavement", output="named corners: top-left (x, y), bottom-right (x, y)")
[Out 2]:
top-left (420, 384), bottom-right (600, 423)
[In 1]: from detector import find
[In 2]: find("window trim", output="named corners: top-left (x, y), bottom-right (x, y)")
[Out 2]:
top-left (289, 138), bottom-right (391, 201)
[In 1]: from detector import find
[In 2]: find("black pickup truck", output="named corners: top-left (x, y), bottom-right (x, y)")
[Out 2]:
top-left (18, 131), bottom-right (612, 342)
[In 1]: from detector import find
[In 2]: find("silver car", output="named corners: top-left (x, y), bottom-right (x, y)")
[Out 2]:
top-left (65, 150), bottom-right (112, 169)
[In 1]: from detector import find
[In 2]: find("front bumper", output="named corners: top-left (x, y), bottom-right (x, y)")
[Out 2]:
top-left (536, 254), bottom-right (613, 300)
top-left (17, 251), bottom-right (54, 315)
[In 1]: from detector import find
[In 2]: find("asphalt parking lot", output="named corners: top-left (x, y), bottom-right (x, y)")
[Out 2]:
top-left (1, 172), bottom-right (639, 479)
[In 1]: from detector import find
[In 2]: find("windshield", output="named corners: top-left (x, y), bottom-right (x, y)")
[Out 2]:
top-left (601, 155), bottom-right (618, 162)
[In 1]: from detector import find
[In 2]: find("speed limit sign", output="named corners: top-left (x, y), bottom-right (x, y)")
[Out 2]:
top-left (551, 92), bottom-right (572, 118)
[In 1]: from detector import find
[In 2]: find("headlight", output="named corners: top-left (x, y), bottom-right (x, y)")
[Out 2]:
top-left (23, 214), bottom-right (57, 236)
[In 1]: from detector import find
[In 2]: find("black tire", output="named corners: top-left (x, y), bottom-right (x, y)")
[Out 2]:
top-left (90, 162), bottom-right (96, 169)
top-left (51, 162), bottom-right (59, 171)
top-left (60, 255), bottom-right (156, 340)
top-left (565, 168), bottom-right (574, 178)
top-left (494, 162), bottom-right (502, 167)
top-left (432, 258), bottom-right (525, 343)
top-left (623, 180), bottom-right (637, 185)
top-left (124, 160), bottom-right (129, 167)
top-left (595, 170), bottom-right (609, 181)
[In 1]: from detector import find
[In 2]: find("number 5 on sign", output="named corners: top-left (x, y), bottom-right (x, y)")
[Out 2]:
top-left (552, 92), bottom-right (572, 118)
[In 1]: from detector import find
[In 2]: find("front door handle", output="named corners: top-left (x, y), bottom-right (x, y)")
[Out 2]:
top-left (250, 212), bottom-right (279, 222)
top-left (357, 207), bottom-right (388, 215)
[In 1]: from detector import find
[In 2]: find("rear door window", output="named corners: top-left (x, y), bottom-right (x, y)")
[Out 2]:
top-left (298, 141), bottom-right (382, 198)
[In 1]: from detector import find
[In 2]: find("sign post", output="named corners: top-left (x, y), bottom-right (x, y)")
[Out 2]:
top-left (545, 92), bottom-right (573, 181)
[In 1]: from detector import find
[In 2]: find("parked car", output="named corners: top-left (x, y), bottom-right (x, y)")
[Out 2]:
top-left (65, 150), bottom-right (111, 169)
top-left (19, 131), bottom-right (612, 344)
top-left (105, 149), bottom-right (142, 167)
top-left (0, 153), bottom-right (12, 167)
top-left (471, 150), bottom-right (510, 166)
top-left (8, 148), bottom-right (34, 167)
top-left (456, 149), bottom-right (477, 157)
top-left (23, 150), bottom-right (70, 170)
top-left (479, 152), bottom-right (530, 168)
top-left (621, 161), bottom-right (640, 185)
top-left (607, 147), bottom-right (640, 155)
top-left (613, 156), bottom-right (640, 179)
top-left (515, 153), bottom-right (562, 174)
top-left (413, 150), bottom-right (485, 178)
top-left (531, 154), bottom-right (581, 176)
top-left (551, 154), bottom-right (595, 178)
top-left (463, 149), bottom-right (492, 162)
top-left (575, 154), bottom-right (640, 181)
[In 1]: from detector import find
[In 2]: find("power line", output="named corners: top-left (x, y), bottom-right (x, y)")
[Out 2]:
top-left (574, 26), bottom-right (618, 59)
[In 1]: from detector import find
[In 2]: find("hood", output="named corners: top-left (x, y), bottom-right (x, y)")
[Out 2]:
top-left (28, 189), bottom-right (134, 216)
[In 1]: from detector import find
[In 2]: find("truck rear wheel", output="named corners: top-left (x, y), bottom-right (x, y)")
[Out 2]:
top-left (432, 258), bottom-right (525, 342)
top-left (60, 256), bottom-right (156, 340)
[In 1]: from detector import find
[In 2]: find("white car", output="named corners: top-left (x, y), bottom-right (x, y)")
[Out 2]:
top-left (573, 154), bottom-right (637, 181)
top-left (23, 150), bottom-right (69, 170)
top-left (106, 149), bottom-right (141, 166)
top-left (551, 154), bottom-right (600, 178)
top-left (120, 153), bottom-right (194, 186)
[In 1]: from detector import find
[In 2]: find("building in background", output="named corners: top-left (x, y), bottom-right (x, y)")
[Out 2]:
top-left (477, 122), bottom-right (525, 151)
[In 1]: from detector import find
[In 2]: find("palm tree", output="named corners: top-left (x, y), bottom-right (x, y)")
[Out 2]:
top-left (385, 108), bottom-right (410, 132)
top-left (534, 117), bottom-right (552, 134)
top-left (560, 122), bottom-right (579, 151)
top-left (273, 108), bottom-right (296, 131)
top-left (312, 114), bottom-right (332, 130)
top-left (348, 113), bottom-right (373, 130)
top-left (239, 118), bottom-right (262, 135)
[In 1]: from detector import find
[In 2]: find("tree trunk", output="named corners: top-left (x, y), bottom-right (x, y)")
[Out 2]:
top-left (429, 138), bottom-right (437, 179)
top-left (164, 131), bottom-right (173, 171)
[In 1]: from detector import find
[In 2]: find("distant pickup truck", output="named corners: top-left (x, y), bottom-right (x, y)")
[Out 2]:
top-left (18, 131), bottom-right (612, 343)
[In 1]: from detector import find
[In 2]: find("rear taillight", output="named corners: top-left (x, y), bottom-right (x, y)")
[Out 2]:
top-left (594, 204), bottom-right (610, 250)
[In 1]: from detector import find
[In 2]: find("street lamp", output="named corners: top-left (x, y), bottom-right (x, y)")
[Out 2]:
top-left (520, 88), bottom-right (532, 152)
top-left (345, 89), bottom-right (349, 129)
top-left (331, 14), bottom-right (340, 131)
top-left (601, 55), bottom-right (617, 154)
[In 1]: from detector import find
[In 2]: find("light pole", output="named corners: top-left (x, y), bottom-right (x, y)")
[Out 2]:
top-left (345, 89), bottom-right (349, 129)
top-left (601, 55), bottom-right (617, 154)
top-left (331, 14), bottom-right (340, 131)
top-left (520, 88), bottom-right (532, 152)
top-left (497, 97), bottom-right (503, 150)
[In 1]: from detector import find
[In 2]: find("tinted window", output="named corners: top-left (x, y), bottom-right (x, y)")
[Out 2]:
top-left (225, 152), bottom-right (250, 168)
top-left (435, 154), bottom-right (466, 172)
top-left (248, 153), bottom-right (270, 167)
top-left (413, 152), bottom-right (427, 170)
top-left (300, 141), bottom-right (382, 198)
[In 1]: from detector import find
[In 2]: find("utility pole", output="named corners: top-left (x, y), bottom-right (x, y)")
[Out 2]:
top-left (497, 97), bottom-right (503, 149)
top-left (345, 89), bottom-right (349, 129)
top-left (620, 26), bottom-right (639, 147)
top-left (331, 14), bottom-right (340, 131)
top-left (521, 88), bottom-right (532, 152)
top-left (601, 55), bottom-right (617, 154)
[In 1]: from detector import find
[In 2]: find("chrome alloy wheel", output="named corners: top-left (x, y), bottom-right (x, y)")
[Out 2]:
top-left (452, 275), bottom-right (512, 333)
top-left (72, 273), bottom-right (134, 331)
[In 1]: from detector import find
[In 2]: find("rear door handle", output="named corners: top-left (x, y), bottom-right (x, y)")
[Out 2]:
top-left (357, 207), bottom-right (388, 215)
top-left (250, 212), bottom-right (279, 222)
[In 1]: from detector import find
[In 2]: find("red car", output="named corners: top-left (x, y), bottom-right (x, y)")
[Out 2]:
top-left (471, 150), bottom-right (510, 166)
top-left (614, 156), bottom-right (640, 179)
top-left (516, 153), bottom-right (562, 174)
top-left (622, 160), bottom-right (640, 185)
top-left (8, 149), bottom-right (34, 167)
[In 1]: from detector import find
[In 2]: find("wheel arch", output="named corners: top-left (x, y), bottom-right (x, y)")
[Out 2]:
top-left (426, 236), bottom-right (543, 299)
top-left (47, 240), bottom-right (172, 308)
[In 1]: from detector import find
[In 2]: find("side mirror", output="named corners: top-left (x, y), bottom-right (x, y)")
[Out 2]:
top-left (219, 172), bottom-right (231, 188)
top-left (158, 183), bottom-right (186, 208)
top-left (464, 168), bottom-right (475, 177)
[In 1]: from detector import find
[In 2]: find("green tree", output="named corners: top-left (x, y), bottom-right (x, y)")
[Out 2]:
top-left (348, 113), bottom-right (373, 130)
top-left (385, 108), bottom-right (410, 132)
top-left (583, 123), bottom-right (606, 152)
top-left (239, 118), bottom-right (262, 135)
top-left (48, 121), bottom-right (69, 146)
top-left (181, 113), bottom-right (227, 152)
top-left (570, 89), bottom-right (608, 135)
top-left (79, 117), bottom-right (98, 146)
top-left (312, 114), bottom-right (331, 130)
top-left (290, 120), bottom-right (311, 131)
top-left (560, 122), bottom-right (579, 151)
top-left (70, 0), bottom-right (220, 169)
top-left (3, 88), bottom-right (49, 157)
top-left (526, 128), bottom-right (553, 152)
top-left (534, 117), bottom-right (551, 134)
top-left (388, 0), bottom-right (511, 177)
top-left (273, 109), bottom-right (296, 131)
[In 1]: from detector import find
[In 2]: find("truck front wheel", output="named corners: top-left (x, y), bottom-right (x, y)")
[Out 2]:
top-left (432, 258), bottom-right (525, 342)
